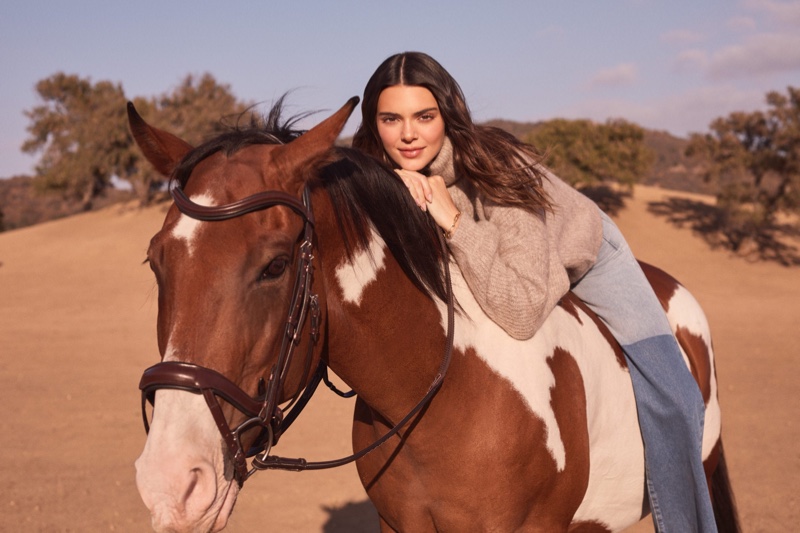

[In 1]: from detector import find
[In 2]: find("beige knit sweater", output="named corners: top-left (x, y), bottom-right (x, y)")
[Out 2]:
top-left (430, 137), bottom-right (603, 340)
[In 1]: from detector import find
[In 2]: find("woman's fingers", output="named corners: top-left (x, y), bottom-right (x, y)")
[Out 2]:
top-left (393, 171), bottom-right (458, 232)
top-left (395, 169), bottom-right (432, 210)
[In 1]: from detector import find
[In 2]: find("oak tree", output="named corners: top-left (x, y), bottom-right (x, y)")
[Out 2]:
top-left (526, 118), bottom-right (654, 190)
top-left (686, 86), bottom-right (800, 251)
top-left (22, 72), bottom-right (252, 208)
top-left (22, 73), bottom-right (130, 210)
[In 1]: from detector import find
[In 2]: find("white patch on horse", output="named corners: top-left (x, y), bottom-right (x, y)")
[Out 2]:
top-left (666, 285), bottom-right (721, 461)
top-left (135, 388), bottom-right (235, 532)
top-left (667, 285), bottom-right (709, 364)
top-left (568, 308), bottom-right (645, 529)
top-left (335, 230), bottom-right (387, 305)
top-left (162, 342), bottom-right (179, 362)
top-left (171, 192), bottom-right (216, 256)
top-left (434, 264), bottom-right (568, 471)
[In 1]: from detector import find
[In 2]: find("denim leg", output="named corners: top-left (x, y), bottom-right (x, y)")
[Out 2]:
top-left (571, 211), bottom-right (717, 533)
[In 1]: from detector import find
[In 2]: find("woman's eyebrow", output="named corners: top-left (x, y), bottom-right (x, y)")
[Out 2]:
top-left (413, 107), bottom-right (439, 117)
top-left (377, 107), bottom-right (439, 118)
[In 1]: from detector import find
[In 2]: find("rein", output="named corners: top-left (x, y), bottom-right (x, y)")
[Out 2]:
top-left (139, 183), bottom-right (455, 486)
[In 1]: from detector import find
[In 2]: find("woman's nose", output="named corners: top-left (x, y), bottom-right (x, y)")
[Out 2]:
top-left (401, 122), bottom-right (417, 142)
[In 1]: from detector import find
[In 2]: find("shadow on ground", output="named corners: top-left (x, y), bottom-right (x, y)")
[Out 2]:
top-left (323, 500), bottom-right (379, 532)
top-left (580, 184), bottom-right (629, 217)
top-left (647, 197), bottom-right (800, 266)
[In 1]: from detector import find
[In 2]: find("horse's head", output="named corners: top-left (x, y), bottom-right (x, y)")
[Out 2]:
top-left (130, 97), bottom-right (358, 533)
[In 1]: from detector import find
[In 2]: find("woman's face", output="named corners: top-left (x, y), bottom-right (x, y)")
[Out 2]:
top-left (375, 85), bottom-right (445, 172)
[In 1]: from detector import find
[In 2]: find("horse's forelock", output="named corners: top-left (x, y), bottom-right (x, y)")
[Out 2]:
top-left (172, 97), bottom-right (308, 189)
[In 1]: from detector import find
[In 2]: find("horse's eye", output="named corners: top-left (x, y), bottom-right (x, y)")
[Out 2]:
top-left (260, 257), bottom-right (289, 281)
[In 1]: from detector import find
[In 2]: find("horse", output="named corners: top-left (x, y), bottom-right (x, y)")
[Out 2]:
top-left (129, 97), bottom-right (739, 532)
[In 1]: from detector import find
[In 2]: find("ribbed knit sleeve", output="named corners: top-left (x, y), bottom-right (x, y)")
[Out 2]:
top-left (446, 188), bottom-right (570, 339)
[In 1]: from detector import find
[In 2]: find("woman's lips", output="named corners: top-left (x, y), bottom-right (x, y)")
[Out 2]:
top-left (399, 147), bottom-right (424, 158)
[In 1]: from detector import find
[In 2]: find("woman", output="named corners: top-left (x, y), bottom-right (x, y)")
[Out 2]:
top-left (352, 51), bottom-right (716, 532)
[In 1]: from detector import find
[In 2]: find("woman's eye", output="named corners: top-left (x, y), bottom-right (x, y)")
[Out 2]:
top-left (260, 257), bottom-right (289, 281)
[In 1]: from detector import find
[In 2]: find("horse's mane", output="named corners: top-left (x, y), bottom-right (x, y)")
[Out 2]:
top-left (319, 147), bottom-right (448, 302)
top-left (170, 98), bottom-right (448, 303)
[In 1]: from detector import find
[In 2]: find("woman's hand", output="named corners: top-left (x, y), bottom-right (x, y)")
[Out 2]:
top-left (395, 169), bottom-right (461, 236)
top-left (394, 169), bottom-right (432, 209)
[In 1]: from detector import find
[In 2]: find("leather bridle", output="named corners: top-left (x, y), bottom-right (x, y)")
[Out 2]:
top-left (139, 183), bottom-right (455, 487)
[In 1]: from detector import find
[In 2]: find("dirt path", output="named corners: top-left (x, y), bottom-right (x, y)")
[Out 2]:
top-left (1, 185), bottom-right (797, 532)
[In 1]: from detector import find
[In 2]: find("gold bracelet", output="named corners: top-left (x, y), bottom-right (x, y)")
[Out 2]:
top-left (444, 211), bottom-right (461, 239)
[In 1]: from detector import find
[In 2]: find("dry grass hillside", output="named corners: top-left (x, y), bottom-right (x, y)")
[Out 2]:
top-left (0, 185), bottom-right (797, 532)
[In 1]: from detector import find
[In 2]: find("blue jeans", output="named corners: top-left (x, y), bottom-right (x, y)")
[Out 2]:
top-left (571, 210), bottom-right (717, 533)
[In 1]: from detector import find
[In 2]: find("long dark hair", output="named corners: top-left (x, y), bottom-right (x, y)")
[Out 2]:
top-left (352, 51), bottom-right (551, 213)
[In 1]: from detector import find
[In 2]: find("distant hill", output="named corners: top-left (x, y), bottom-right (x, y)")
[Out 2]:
top-left (482, 119), bottom-right (544, 140)
top-left (641, 129), bottom-right (715, 194)
top-left (0, 176), bottom-right (133, 232)
top-left (0, 121), bottom-right (711, 232)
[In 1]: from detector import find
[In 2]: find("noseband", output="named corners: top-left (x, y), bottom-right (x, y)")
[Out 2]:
top-left (139, 183), bottom-right (455, 487)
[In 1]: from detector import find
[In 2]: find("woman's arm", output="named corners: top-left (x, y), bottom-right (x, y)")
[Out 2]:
top-left (394, 168), bottom-right (571, 340)
top-left (446, 196), bottom-right (569, 340)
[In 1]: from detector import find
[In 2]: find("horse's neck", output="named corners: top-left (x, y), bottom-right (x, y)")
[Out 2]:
top-left (315, 209), bottom-right (447, 422)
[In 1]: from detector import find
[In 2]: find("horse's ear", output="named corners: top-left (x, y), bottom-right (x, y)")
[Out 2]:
top-left (127, 102), bottom-right (194, 177)
top-left (274, 97), bottom-right (360, 191)
top-left (294, 96), bottom-right (360, 155)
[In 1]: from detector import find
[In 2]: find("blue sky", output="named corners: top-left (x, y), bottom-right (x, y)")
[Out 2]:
top-left (2, 0), bottom-right (799, 178)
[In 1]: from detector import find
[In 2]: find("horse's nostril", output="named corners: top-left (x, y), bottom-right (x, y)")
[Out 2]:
top-left (183, 467), bottom-right (202, 503)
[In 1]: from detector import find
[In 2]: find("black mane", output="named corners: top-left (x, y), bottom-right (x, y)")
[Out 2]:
top-left (319, 147), bottom-right (448, 303)
top-left (171, 99), bottom-right (448, 303)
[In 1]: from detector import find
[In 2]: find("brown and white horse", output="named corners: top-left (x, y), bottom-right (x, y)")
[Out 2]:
top-left (130, 98), bottom-right (739, 532)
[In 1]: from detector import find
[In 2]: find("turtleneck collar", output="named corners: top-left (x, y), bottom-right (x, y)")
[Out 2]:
top-left (427, 136), bottom-right (458, 186)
